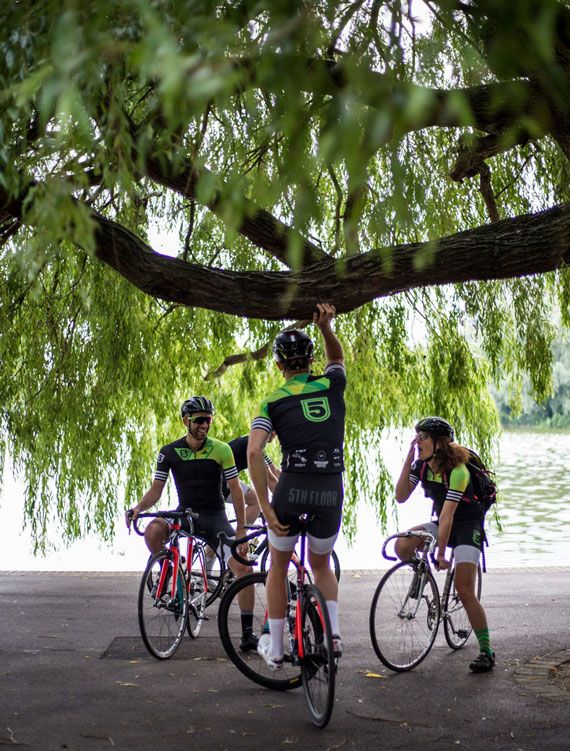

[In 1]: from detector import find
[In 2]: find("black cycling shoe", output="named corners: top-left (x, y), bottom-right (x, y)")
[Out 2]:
top-left (239, 632), bottom-right (259, 653)
top-left (469, 651), bottom-right (495, 673)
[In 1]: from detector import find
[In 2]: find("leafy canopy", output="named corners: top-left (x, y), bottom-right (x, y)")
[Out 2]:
top-left (1, 0), bottom-right (570, 546)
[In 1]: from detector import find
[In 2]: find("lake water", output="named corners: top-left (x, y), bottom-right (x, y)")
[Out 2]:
top-left (1, 430), bottom-right (569, 570)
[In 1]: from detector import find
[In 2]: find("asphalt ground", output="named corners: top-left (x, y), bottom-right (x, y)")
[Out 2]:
top-left (1, 568), bottom-right (569, 751)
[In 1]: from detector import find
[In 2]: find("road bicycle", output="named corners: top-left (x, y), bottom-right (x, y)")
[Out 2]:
top-left (218, 515), bottom-right (337, 728)
top-left (131, 509), bottom-right (215, 659)
top-left (369, 529), bottom-right (482, 672)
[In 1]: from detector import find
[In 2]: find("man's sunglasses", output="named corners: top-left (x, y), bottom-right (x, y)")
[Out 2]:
top-left (190, 415), bottom-right (213, 425)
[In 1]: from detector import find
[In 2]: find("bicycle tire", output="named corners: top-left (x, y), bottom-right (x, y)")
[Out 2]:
top-left (186, 543), bottom-right (207, 638)
top-left (443, 563), bottom-right (483, 649)
top-left (217, 571), bottom-right (302, 691)
top-left (259, 546), bottom-right (341, 583)
top-left (300, 584), bottom-right (336, 729)
top-left (138, 551), bottom-right (187, 659)
top-left (369, 561), bottom-right (440, 672)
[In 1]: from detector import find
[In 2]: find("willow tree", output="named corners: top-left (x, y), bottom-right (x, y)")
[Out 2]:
top-left (1, 0), bottom-right (569, 545)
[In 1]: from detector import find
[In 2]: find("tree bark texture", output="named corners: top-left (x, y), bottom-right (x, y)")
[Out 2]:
top-left (88, 202), bottom-right (570, 320)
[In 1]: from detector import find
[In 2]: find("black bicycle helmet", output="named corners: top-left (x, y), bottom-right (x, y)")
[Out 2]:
top-left (415, 416), bottom-right (455, 441)
top-left (181, 396), bottom-right (215, 418)
top-left (273, 329), bottom-right (314, 369)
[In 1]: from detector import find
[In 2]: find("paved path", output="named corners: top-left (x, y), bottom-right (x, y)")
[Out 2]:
top-left (1, 569), bottom-right (569, 751)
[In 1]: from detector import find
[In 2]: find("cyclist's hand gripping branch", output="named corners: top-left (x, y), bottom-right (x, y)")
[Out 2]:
top-left (248, 429), bottom-right (289, 537)
top-left (125, 480), bottom-right (165, 530)
top-left (314, 302), bottom-right (343, 366)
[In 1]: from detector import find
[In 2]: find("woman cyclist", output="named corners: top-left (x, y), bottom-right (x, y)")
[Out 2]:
top-left (394, 417), bottom-right (495, 673)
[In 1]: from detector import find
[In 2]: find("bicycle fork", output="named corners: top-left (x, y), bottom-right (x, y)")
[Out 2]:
top-left (399, 563), bottom-right (427, 620)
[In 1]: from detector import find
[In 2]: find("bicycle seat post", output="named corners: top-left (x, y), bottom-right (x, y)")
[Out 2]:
top-left (297, 514), bottom-right (310, 570)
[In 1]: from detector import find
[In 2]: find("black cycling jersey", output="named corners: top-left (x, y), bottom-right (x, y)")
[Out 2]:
top-left (251, 364), bottom-right (346, 474)
top-left (228, 435), bottom-right (249, 471)
top-left (154, 436), bottom-right (238, 512)
top-left (409, 460), bottom-right (480, 523)
top-left (220, 435), bottom-right (273, 497)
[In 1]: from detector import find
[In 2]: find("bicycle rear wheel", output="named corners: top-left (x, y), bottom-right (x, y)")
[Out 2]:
top-left (217, 571), bottom-right (302, 691)
top-left (300, 584), bottom-right (335, 729)
top-left (187, 544), bottom-right (207, 638)
top-left (443, 563), bottom-right (482, 649)
top-left (260, 546), bottom-right (341, 582)
top-left (138, 551), bottom-right (187, 659)
top-left (369, 561), bottom-right (440, 672)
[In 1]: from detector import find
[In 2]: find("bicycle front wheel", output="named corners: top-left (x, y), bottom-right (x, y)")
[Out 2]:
top-left (300, 584), bottom-right (336, 729)
top-left (217, 571), bottom-right (302, 691)
top-left (187, 544), bottom-right (207, 638)
top-left (443, 563), bottom-right (482, 649)
top-left (369, 561), bottom-right (440, 672)
top-left (138, 551), bottom-right (187, 659)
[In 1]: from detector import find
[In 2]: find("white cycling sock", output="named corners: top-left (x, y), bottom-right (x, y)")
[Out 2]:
top-left (268, 618), bottom-right (285, 660)
top-left (326, 600), bottom-right (340, 636)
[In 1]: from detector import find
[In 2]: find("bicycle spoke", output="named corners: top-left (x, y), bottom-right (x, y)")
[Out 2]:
top-left (369, 561), bottom-right (440, 672)
top-left (217, 571), bottom-right (302, 691)
top-left (138, 552), bottom-right (187, 659)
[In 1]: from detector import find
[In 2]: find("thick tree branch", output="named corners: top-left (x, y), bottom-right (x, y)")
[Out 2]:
top-left (3, 185), bottom-right (569, 321)
top-left (89, 202), bottom-right (570, 318)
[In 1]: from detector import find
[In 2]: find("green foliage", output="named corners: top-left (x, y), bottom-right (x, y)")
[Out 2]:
top-left (1, 0), bottom-right (569, 546)
top-left (494, 329), bottom-right (570, 428)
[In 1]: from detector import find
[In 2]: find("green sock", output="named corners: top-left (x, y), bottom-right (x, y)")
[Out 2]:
top-left (475, 627), bottom-right (492, 655)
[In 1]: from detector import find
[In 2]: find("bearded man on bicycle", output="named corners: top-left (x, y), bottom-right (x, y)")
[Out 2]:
top-left (394, 416), bottom-right (495, 673)
top-left (125, 396), bottom-right (256, 651)
top-left (248, 303), bottom-right (346, 670)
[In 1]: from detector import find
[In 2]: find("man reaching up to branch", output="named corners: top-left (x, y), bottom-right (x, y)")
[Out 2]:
top-left (248, 303), bottom-right (346, 670)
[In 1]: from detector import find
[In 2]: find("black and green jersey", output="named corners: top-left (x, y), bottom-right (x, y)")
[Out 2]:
top-left (251, 364), bottom-right (346, 474)
top-left (409, 460), bottom-right (480, 522)
top-left (154, 436), bottom-right (238, 512)
top-left (220, 435), bottom-right (273, 497)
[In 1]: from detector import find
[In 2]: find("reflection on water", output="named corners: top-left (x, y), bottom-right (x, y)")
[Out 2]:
top-left (484, 431), bottom-right (570, 568)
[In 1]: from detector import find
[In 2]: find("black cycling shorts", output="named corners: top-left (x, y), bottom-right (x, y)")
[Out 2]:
top-left (271, 472), bottom-right (343, 540)
top-left (177, 508), bottom-right (234, 550)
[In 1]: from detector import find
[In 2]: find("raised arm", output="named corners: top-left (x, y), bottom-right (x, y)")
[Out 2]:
top-left (314, 302), bottom-right (343, 366)
top-left (395, 439), bottom-right (417, 503)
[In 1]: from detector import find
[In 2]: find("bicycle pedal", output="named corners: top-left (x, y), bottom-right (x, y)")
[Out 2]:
top-left (457, 629), bottom-right (469, 639)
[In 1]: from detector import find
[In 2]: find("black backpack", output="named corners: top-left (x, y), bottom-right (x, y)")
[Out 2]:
top-left (464, 448), bottom-right (497, 516)
top-left (418, 448), bottom-right (497, 517)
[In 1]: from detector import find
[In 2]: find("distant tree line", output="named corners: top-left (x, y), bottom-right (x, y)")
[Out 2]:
top-left (495, 336), bottom-right (570, 428)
